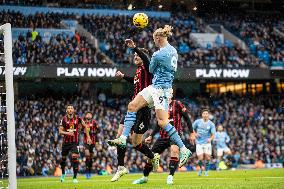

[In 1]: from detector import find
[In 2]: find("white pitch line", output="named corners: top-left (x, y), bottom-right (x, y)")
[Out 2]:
top-left (17, 177), bottom-right (284, 184)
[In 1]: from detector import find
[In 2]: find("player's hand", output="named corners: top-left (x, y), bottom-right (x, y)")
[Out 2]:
top-left (65, 131), bottom-right (74, 136)
top-left (207, 138), bottom-right (212, 143)
top-left (189, 133), bottom-right (196, 144)
top-left (145, 136), bottom-right (152, 144)
top-left (125, 39), bottom-right (136, 48)
top-left (87, 137), bottom-right (92, 145)
top-left (115, 71), bottom-right (125, 79)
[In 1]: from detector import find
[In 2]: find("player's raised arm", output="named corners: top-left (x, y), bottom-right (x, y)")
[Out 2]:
top-left (81, 118), bottom-right (92, 144)
top-left (125, 39), bottom-right (150, 70)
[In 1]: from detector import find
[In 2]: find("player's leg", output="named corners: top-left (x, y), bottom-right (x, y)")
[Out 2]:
top-left (204, 143), bottom-right (212, 176)
top-left (216, 148), bottom-right (223, 171)
top-left (155, 109), bottom-right (191, 167)
top-left (131, 132), bottom-right (160, 171)
top-left (60, 143), bottom-right (70, 182)
top-left (107, 88), bottom-right (150, 146)
top-left (167, 144), bottom-right (179, 185)
top-left (224, 148), bottom-right (232, 168)
top-left (196, 144), bottom-right (204, 176)
top-left (84, 146), bottom-right (92, 179)
top-left (111, 121), bottom-right (129, 182)
top-left (131, 108), bottom-right (160, 171)
top-left (133, 138), bottom-right (170, 184)
top-left (153, 88), bottom-right (191, 167)
top-left (71, 145), bottom-right (80, 183)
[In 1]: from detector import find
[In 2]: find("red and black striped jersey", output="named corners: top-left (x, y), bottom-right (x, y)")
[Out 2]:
top-left (60, 115), bottom-right (82, 144)
top-left (160, 100), bottom-right (188, 139)
top-left (82, 119), bottom-right (99, 145)
top-left (133, 65), bottom-right (152, 98)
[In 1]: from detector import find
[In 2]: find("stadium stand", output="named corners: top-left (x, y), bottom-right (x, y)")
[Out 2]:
top-left (14, 93), bottom-right (284, 176)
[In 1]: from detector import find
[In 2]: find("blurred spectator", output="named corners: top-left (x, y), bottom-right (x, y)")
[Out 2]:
top-left (10, 92), bottom-right (284, 176)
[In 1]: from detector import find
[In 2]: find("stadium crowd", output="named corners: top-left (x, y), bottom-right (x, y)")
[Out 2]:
top-left (80, 13), bottom-right (264, 67)
top-left (12, 32), bottom-right (110, 65)
top-left (1, 9), bottom-right (277, 67)
top-left (14, 92), bottom-right (284, 176)
top-left (205, 13), bottom-right (284, 66)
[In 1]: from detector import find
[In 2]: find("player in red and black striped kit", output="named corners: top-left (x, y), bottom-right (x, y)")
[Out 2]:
top-left (59, 105), bottom-right (91, 184)
top-left (133, 99), bottom-right (196, 185)
top-left (108, 39), bottom-right (160, 182)
top-left (82, 111), bottom-right (99, 179)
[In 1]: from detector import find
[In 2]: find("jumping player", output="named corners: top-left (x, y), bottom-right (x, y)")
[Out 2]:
top-left (133, 99), bottom-right (195, 185)
top-left (82, 111), bottom-right (99, 179)
top-left (193, 108), bottom-right (216, 177)
top-left (59, 105), bottom-right (91, 183)
top-left (109, 40), bottom-right (160, 182)
top-left (214, 124), bottom-right (231, 171)
top-left (108, 25), bottom-right (192, 168)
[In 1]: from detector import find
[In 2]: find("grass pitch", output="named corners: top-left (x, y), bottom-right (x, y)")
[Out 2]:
top-left (1, 169), bottom-right (284, 189)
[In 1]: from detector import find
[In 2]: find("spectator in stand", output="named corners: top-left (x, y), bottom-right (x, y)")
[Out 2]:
top-left (12, 92), bottom-right (284, 176)
top-left (12, 32), bottom-right (111, 65)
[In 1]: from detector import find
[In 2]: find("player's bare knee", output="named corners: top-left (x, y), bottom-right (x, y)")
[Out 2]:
top-left (128, 101), bottom-right (137, 112)
top-left (171, 147), bottom-right (179, 158)
top-left (157, 119), bottom-right (167, 128)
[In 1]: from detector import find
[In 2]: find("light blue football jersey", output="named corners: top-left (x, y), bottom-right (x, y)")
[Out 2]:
top-left (214, 131), bottom-right (230, 149)
top-left (193, 119), bottom-right (216, 145)
top-left (149, 43), bottom-right (178, 89)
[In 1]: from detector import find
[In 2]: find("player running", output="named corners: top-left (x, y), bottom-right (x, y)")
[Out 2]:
top-left (133, 99), bottom-right (196, 185)
top-left (193, 108), bottom-right (216, 177)
top-left (109, 40), bottom-right (160, 182)
top-left (82, 112), bottom-right (99, 179)
top-left (214, 124), bottom-right (231, 171)
top-left (108, 25), bottom-right (192, 168)
top-left (59, 105), bottom-right (91, 183)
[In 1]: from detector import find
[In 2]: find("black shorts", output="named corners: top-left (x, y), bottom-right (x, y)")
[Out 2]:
top-left (61, 143), bottom-right (79, 156)
top-left (84, 144), bottom-right (94, 153)
top-left (151, 138), bottom-right (171, 154)
top-left (120, 107), bottom-right (151, 134)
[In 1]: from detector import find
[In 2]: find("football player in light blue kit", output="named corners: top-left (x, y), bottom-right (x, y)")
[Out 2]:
top-left (214, 124), bottom-right (231, 171)
top-left (108, 25), bottom-right (192, 171)
top-left (193, 108), bottom-right (216, 176)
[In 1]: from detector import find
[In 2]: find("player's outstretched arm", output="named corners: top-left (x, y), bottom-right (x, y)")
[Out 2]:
top-left (133, 47), bottom-right (150, 70)
top-left (125, 39), bottom-right (150, 70)
top-left (81, 119), bottom-right (92, 144)
top-left (116, 70), bottom-right (134, 83)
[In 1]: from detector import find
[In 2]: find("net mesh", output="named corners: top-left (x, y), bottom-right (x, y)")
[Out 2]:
top-left (0, 30), bottom-right (8, 189)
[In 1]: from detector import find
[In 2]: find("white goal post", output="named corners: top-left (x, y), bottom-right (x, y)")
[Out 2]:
top-left (0, 23), bottom-right (17, 189)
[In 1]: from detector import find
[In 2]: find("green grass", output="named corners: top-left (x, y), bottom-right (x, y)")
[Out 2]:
top-left (1, 169), bottom-right (284, 189)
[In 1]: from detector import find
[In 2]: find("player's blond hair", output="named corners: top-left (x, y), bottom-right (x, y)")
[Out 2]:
top-left (153, 25), bottom-right (173, 37)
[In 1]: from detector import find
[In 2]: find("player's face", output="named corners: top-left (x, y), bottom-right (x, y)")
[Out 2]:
top-left (134, 52), bottom-right (143, 66)
top-left (202, 111), bottom-right (209, 120)
top-left (85, 113), bottom-right (92, 121)
top-left (153, 35), bottom-right (160, 47)
top-left (218, 125), bottom-right (223, 132)
top-left (66, 106), bottom-right (74, 115)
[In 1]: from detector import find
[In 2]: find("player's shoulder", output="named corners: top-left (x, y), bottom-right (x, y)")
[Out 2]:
top-left (167, 44), bottom-right (177, 53)
top-left (209, 120), bottom-right (216, 126)
top-left (194, 118), bottom-right (202, 123)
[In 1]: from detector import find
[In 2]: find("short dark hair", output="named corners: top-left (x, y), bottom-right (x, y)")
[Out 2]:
top-left (138, 48), bottom-right (150, 57)
top-left (201, 108), bottom-right (209, 114)
top-left (85, 111), bottom-right (93, 117)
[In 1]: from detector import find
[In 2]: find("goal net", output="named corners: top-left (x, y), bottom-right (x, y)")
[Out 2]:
top-left (0, 23), bottom-right (17, 189)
